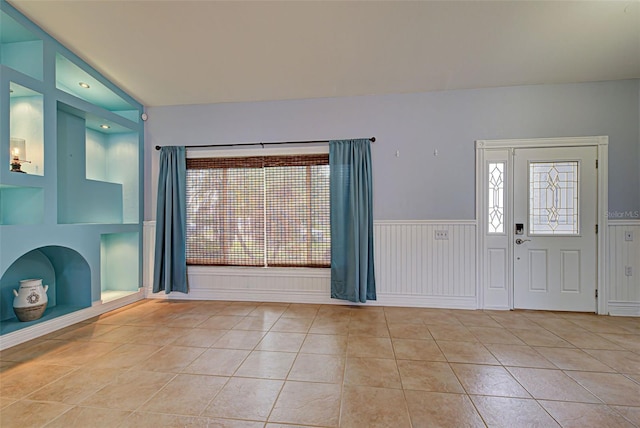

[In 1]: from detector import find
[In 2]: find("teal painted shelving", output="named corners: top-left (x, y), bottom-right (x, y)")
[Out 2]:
top-left (0, 0), bottom-right (144, 339)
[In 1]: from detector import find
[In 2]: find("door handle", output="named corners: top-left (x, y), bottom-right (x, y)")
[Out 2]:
top-left (515, 238), bottom-right (531, 245)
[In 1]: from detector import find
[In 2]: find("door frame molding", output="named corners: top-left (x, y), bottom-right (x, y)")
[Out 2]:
top-left (475, 136), bottom-right (609, 314)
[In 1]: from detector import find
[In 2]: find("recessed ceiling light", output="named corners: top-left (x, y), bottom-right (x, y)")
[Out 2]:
top-left (79, 82), bottom-right (90, 89)
top-left (100, 124), bottom-right (110, 129)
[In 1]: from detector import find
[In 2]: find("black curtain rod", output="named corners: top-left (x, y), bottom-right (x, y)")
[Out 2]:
top-left (155, 137), bottom-right (375, 151)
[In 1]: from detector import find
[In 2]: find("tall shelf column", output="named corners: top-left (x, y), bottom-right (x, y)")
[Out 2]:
top-left (0, 0), bottom-right (144, 347)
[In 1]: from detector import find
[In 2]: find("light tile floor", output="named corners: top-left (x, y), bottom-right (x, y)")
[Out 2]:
top-left (1, 300), bottom-right (639, 427)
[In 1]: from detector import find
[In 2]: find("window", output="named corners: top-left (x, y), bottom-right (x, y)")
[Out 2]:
top-left (186, 154), bottom-right (330, 267)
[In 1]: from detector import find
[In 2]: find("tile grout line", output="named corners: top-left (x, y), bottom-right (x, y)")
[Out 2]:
top-left (263, 304), bottom-right (309, 426)
top-left (384, 307), bottom-right (418, 428)
top-left (199, 304), bottom-right (289, 424)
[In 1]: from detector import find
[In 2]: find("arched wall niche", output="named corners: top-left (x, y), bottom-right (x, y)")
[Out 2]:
top-left (0, 246), bottom-right (91, 334)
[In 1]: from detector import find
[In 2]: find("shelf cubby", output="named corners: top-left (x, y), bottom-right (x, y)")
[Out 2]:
top-left (0, 245), bottom-right (92, 334)
top-left (56, 104), bottom-right (139, 225)
top-left (100, 232), bottom-right (140, 300)
top-left (9, 81), bottom-right (43, 175)
top-left (55, 53), bottom-right (139, 122)
top-left (86, 128), bottom-right (139, 224)
top-left (0, 10), bottom-right (43, 81)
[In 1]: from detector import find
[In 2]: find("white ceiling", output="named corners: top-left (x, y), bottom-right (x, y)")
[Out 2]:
top-left (9, 0), bottom-right (640, 108)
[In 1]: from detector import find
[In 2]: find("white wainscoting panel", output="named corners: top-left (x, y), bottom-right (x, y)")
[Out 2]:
top-left (373, 221), bottom-right (477, 308)
top-left (185, 266), bottom-right (331, 304)
top-left (144, 220), bottom-right (478, 309)
top-left (608, 220), bottom-right (640, 316)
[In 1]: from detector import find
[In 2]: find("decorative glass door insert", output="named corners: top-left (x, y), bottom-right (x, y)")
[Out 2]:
top-left (529, 161), bottom-right (579, 235)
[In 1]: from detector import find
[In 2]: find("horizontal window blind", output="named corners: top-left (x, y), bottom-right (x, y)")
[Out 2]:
top-left (186, 154), bottom-right (330, 268)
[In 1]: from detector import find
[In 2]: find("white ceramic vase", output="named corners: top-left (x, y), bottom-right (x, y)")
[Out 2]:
top-left (13, 278), bottom-right (49, 322)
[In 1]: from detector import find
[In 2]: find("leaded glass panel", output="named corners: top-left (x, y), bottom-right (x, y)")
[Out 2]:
top-left (529, 161), bottom-right (579, 235)
top-left (488, 162), bottom-right (504, 234)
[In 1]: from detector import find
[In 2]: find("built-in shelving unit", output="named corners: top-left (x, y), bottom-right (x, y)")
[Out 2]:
top-left (0, 0), bottom-right (144, 348)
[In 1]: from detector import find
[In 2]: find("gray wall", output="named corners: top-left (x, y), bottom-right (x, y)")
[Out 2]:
top-left (145, 79), bottom-right (640, 220)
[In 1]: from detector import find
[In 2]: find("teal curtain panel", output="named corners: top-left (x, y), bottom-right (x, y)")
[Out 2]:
top-left (153, 146), bottom-right (188, 294)
top-left (329, 139), bottom-right (376, 303)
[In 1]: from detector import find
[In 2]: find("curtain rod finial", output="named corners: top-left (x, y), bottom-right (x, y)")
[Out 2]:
top-left (370, 137), bottom-right (376, 143)
top-left (155, 145), bottom-right (161, 150)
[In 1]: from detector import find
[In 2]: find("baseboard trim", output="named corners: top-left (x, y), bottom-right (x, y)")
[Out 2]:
top-left (145, 287), bottom-right (478, 309)
top-left (482, 305), bottom-right (511, 311)
top-left (608, 301), bottom-right (640, 317)
top-left (373, 294), bottom-right (477, 309)
top-left (147, 288), bottom-right (333, 305)
top-left (0, 289), bottom-right (144, 351)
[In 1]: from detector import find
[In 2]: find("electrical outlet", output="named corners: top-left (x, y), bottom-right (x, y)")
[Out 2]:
top-left (625, 231), bottom-right (633, 242)
top-left (434, 230), bottom-right (449, 240)
top-left (625, 266), bottom-right (633, 276)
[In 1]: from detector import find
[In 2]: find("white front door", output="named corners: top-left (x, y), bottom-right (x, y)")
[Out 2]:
top-left (513, 146), bottom-right (598, 312)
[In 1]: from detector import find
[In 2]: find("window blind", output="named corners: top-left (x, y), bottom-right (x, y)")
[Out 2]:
top-left (186, 154), bottom-right (330, 267)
